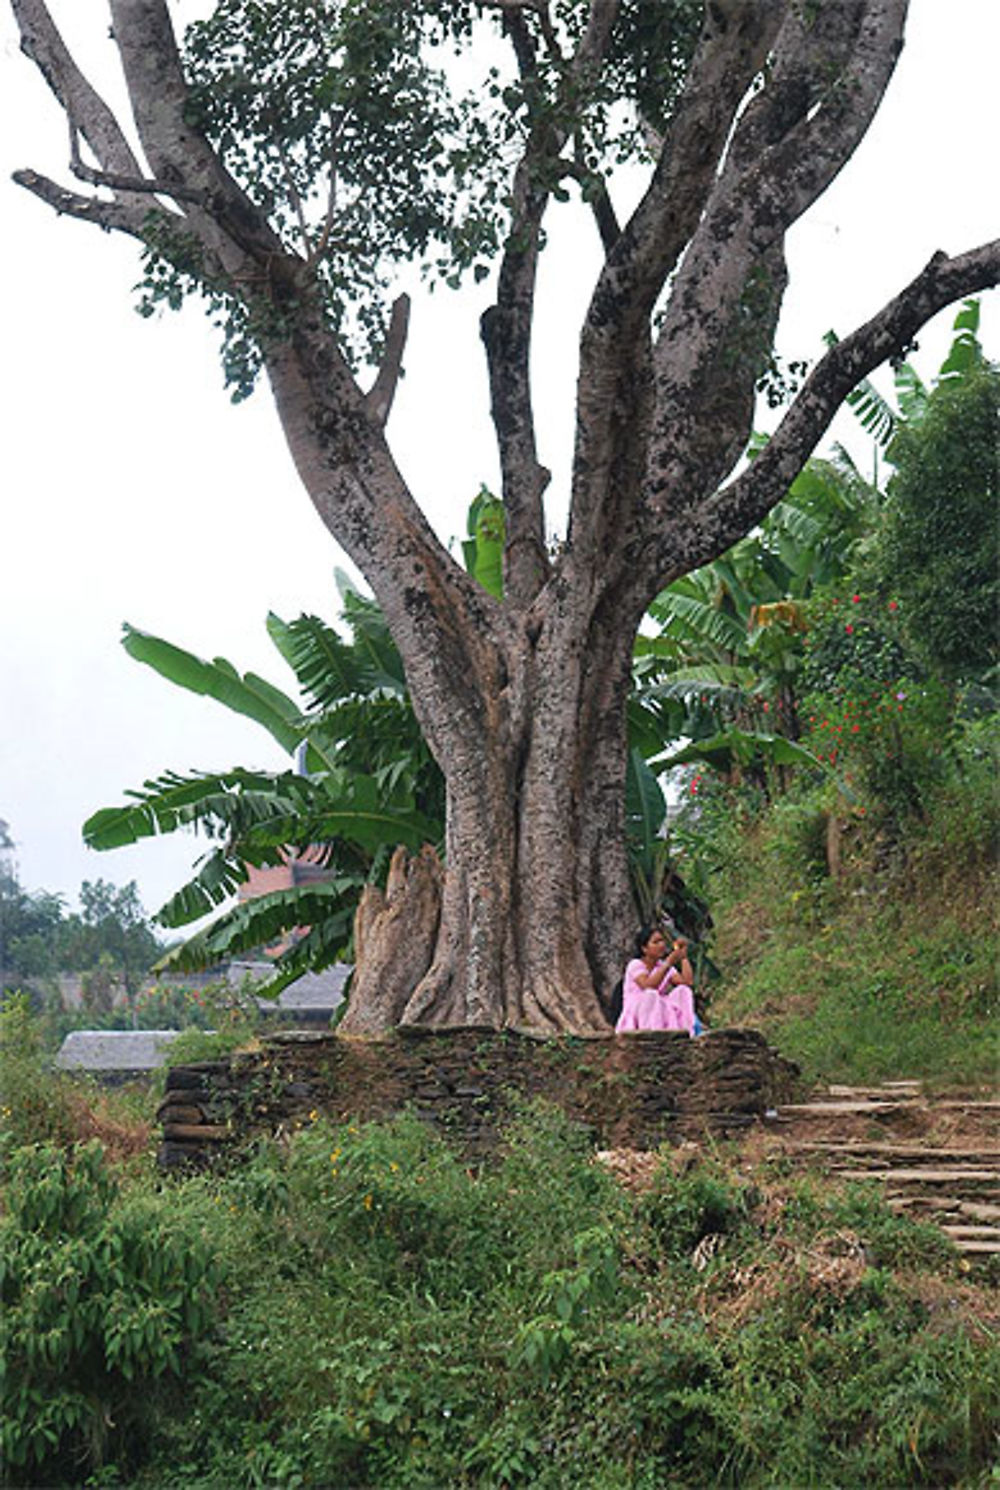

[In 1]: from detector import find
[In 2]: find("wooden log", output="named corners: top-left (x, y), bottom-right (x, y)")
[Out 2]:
top-left (161, 1086), bottom-right (217, 1107)
top-left (940, 1225), bottom-right (1000, 1239)
top-left (953, 1240), bottom-right (1000, 1254)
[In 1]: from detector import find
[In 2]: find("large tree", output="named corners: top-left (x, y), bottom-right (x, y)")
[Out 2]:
top-left (11, 0), bottom-right (1000, 1033)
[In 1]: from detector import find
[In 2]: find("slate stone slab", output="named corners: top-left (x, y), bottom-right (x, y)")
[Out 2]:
top-left (56, 1029), bottom-right (183, 1072)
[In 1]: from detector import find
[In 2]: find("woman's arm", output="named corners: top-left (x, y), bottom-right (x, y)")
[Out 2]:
top-left (660, 940), bottom-right (694, 989)
top-left (633, 959), bottom-right (667, 989)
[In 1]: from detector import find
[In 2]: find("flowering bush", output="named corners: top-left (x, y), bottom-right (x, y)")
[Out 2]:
top-left (800, 590), bottom-right (951, 828)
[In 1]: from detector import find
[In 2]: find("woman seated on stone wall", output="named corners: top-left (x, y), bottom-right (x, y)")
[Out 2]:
top-left (615, 924), bottom-right (697, 1034)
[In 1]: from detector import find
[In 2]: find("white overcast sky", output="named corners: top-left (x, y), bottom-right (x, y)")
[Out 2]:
top-left (1, 1), bottom-right (998, 920)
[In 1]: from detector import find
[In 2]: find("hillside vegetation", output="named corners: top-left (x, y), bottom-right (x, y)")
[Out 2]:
top-left (698, 736), bottom-right (998, 1089)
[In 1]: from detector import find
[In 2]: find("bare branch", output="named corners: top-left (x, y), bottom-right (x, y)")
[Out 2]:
top-left (13, 167), bottom-right (150, 237)
top-left (641, 1), bottom-right (909, 518)
top-left (481, 0), bottom-right (620, 610)
top-left (693, 240), bottom-right (1000, 569)
top-left (366, 294), bottom-right (411, 427)
top-left (588, 1), bottom-right (784, 331)
top-left (566, 2), bottom-right (782, 571)
top-left (107, 0), bottom-right (295, 283)
top-left (68, 123), bottom-right (207, 207)
top-left (564, 150), bottom-right (620, 251)
top-left (309, 110), bottom-right (350, 268)
top-left (11, 0), bottom-right (189, 237)
top-left (12, 0), bottom-right (147, 183)
top-left (571, 0), bottom-right (620, 81)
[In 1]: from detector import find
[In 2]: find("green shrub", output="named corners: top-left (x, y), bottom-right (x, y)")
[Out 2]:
top-left (0, 1141), bottom-right (220, 1485)
top-left (0, 992), bottom-right (76, 1152)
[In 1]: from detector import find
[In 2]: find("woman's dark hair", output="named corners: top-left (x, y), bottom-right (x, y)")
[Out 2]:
top-left (633, 924), bottom-right (661, 959)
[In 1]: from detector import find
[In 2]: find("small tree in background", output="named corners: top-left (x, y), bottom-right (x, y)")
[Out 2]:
top-left (878, 362), bottom-right (999, 682)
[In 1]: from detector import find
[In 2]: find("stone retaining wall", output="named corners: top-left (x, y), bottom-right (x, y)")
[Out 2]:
top-left (158, 1026), bottom-right (801, 1169)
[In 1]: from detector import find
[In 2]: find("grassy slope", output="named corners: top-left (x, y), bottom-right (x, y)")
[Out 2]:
top-left (705, 771), bottom-right (999, 1090)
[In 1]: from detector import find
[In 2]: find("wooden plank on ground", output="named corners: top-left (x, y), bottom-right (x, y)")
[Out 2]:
top-left (940, 1225), bottom-right (1000, 1239)
top-left (783, 1143), bottom-right (1000, 1160)
top-left (887, 1196), bottom-right (964, 1212)
top-left (827, 1084), bottom-right (920, 1098)
top-left (960, 1200), bottom-right (1000, 1221)
top-left (838, 1167), bottom-right (999, 1183)
top-left (933, 1101), bottom-right (1000, 1111)
top-left (778, 1101), bottom-right (905, 1116)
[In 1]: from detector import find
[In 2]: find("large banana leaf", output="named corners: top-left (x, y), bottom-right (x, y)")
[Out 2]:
top-left (122, 624), bottom-right (303, 754)
top-left (643, 591), bottom-right (746, 654)
top-left (85, 768), bottom-right (440, 865)
top-left (339, 585), bottom-right (408, 691)
top-left (893, 362), bottom-right (928, 425)
top-left (84, 768), bottom-right (312, 848)
top-left (461, 485), bottom-right (505, 599)
top-left (156, 878), bottom-right (360, 992)
top-left (266, 611), bottom-right (376, 708)
top-left (938, 298), bottom-right (982, 382)
top-left (625, 747), bottom-right (666, 855)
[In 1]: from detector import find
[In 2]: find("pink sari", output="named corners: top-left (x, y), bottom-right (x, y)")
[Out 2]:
top-left (616, 958), bottom-right (695, 1034)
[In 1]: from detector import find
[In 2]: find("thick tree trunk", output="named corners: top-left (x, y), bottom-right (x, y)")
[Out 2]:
top-left (338, 599), bottom-right (637, 1035)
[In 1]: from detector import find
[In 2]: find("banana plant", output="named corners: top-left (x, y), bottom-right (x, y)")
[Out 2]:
top-left (84, 574), bottom-right (444, 997)
top-left (632, 445), bottom-right (878, 770)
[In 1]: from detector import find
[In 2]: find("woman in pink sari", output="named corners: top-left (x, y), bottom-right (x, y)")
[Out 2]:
top-left (616, 925), bottom-right (696, 1034)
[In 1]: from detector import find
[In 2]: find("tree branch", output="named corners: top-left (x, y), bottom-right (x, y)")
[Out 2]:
top-left (365, 294), bottom-right (410, 427)
top-left (68, 123), bottom-right (208, 207)
top-left (692, 240), bottom-right (1000, 571)
top-left (642, 1), bottom-right (908, 524)
top-left (12, 167), bottom-right (151, 237)
top-left (566, 2), bottom-right (782, 574)
top-left (12, 0), bottom-right (147, 183)
top-left (481, 0), bottom-right (620, 611)
top-left (106, 0), bottom-right (296, 288)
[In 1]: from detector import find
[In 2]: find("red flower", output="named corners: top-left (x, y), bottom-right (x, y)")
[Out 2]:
top-left (888, 600), bottom-right (899, 611)
top-left (852, 594), bottom-right (861, 603)
top-left (845, 624), bottom-right (854, 634)
top-left (852, 724), bottom-right (860, 733)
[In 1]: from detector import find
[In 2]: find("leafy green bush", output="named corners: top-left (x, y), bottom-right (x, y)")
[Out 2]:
top-left (0, 1142), bottom-right (220, 1485)
top-left (0, 1099), bottom-right (993, 1489)
top-left (0, 992), bottom-right (76, 1151)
